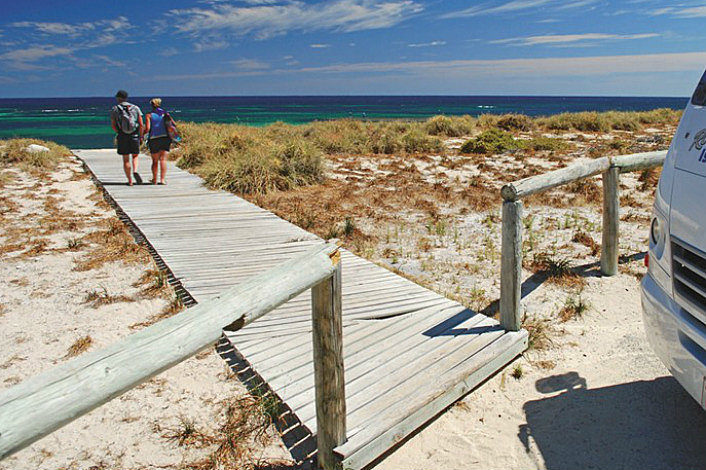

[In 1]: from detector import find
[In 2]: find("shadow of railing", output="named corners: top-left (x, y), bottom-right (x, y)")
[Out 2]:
top-left (519, 372), bottom-right (706, 470)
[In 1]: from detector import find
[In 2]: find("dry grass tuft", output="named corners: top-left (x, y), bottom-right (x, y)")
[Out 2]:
top-left (424, 115), bottom-right (475, 137)
top-left (84, 287), bottom-right (133, 307)
top-left (0, 138), bottom-right (71, 172)
top-left (523, 315), bottom-right (552, 351)
top-left (177, 388), bottom-right (283, 470)
top-left (132, 269), bottom-right (171, 299)
top-left (572, 230), bottom-right (599, 255)
top-left (528, 252), bottom-right (585, 287)
top-left (558, 291), bottom-right (591, 322)
top-left (511, 364), bottom-right (524, 379)
top-left (565, 178), bottom-right (602, 205)
top-left (161, 416), bottom-right (214, 448)
top-left (66, 335), bottom-right (93, 358)
top-left (130, 294), bottom-right (185, 330)
top-left (18, 239), bottom-right (50, 258)
top-left (74, 219), bottom-right (149, 271)
top-left (0, 170), bottom-right (18, 189)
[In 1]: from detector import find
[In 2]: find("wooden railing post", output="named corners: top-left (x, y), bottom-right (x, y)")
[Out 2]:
top-left (600, 166), bottom-right (620, 276)
top-left (500, 200), bottom-right (523, 332)
top-left (311, 261), bottom-right (346, 470)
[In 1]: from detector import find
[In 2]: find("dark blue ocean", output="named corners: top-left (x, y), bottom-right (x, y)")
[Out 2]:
top-left (0, 96), bottom-right (688, 149)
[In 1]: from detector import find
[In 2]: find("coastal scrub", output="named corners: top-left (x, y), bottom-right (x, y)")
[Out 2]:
top-left (0, 138), bottom-right (71, 171)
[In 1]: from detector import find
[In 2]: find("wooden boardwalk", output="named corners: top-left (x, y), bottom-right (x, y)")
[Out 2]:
top-left (76, 149), bottom-right (528, 469)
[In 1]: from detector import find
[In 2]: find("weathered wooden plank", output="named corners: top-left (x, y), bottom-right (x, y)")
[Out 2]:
top-left (290, 315), bottom-right (500, 426)
top-left (600, 167), bottom-right (620, 276)
top-left (0, 242), bottom-right (340, 460)
top-left (311, 264), bottom-right (346, 470)
top-left (262, 306), bottom-right (471, 397)
top-left (612, 150), bottom-right (667, 173)
top-left (501, 156), bottom-right (610, 201)
top-left (237, 303), bottom-right (464, 364)
top-left (339, 331), bottom-right (528, 469)
top-left (500, 200), bottom-right (523, 332)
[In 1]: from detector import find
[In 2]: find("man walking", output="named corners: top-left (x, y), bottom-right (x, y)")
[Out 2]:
top-left (110, 90), bottom-right (144, 185)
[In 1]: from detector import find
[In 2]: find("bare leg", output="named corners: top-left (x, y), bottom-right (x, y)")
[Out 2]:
top-left (122, 155), bottom-right (132, 185)
top-left (150, 153), bottom-right (159, 183)
top-left (159, 151), bottom-right (168, 184)
top-left (131, 154), bottom-right (139, 173)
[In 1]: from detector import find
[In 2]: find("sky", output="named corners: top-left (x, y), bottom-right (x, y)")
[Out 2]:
top-left (2, 0), bottom-right (706, 97)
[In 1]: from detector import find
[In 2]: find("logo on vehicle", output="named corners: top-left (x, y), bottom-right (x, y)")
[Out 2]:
top-left (689, 129), bottom-right (706, 151)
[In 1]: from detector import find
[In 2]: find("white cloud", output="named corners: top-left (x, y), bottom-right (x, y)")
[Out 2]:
top-left (160, 47), bottom-right (179, 57)
top-left (231, 58), bottom-right (271, 69)
top-left (0, 45), bottom-right (73, 62)
top-left (153, 51), bottom-right (706, 82)
top-left (194, 40), bottom-right (229, 52)
top-left (1, 16), bottom-right (136, 70)
top-left (291, 51), bottom-right (706, 78)
top-left (408, 40), bottom-right (446, 47)
top-left (168, 0), bottom-right (423, 40)
top-left (441, 0), bottom-right (598, 18)
top-left (10, 16), bottom-right (132, 37)
top-left (310, 43), bottom-right (331, 48)
top-left (491, 32), bottom-right (660, 46)
top-left (650, 6), bottom-right (706, 18)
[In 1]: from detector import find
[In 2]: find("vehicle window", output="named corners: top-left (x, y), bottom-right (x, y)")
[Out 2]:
top-left (692, 69), bottom-right (706, 106)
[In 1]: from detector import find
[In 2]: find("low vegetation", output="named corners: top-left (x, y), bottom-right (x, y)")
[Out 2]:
top-left (177, 109), bottom-right (679, 197)
top-left (0, 138), bottom-right (71, 171)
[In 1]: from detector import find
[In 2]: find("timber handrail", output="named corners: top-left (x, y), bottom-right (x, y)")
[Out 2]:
top-left (499, 150), bottom-right (667, 332)
top-left (0, 242), bottom-right (346, 470)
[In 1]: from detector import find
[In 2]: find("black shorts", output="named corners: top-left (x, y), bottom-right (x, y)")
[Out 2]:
top-left (149, 136), bottom-right (171, 154)
top-left (116, 132), bottom-right (140, 155)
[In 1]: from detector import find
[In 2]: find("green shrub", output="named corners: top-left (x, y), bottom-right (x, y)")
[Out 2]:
top-left (460, 129), bottom-right (524, 154)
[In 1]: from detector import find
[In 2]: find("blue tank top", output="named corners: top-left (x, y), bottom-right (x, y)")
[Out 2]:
top-left (149, 111), bottom-right (167, 138)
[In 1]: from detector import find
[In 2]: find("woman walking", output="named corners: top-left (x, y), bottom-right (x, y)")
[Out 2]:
top-left (144, 98), bottom-right (171, 185)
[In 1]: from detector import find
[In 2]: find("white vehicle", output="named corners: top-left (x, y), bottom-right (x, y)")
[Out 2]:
top-left (642, 70), bottom-right (706, 410)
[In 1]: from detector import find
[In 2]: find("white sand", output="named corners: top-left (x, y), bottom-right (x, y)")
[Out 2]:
top-left (3, 132), bottom-right (706, 470)
top-left (0, 158), bottom-right (289, 469)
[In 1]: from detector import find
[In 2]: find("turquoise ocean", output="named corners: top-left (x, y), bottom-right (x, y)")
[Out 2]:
top-left (0, 96), bottom-right (688, 149)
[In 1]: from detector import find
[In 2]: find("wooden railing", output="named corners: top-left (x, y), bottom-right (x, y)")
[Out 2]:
top-left (0, 242), bottom-right (346, 470)
top-left (499, 150), bottom-right (668, 331)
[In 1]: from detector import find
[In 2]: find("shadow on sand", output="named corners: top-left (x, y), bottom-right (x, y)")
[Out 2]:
top-left (480, 251), bottom-right (646, 316)
top-left (520, 372), bottom-right (706, 470)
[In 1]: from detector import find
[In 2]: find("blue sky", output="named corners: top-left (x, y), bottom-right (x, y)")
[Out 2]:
top-left (2, 0), bottom-right (706, 97)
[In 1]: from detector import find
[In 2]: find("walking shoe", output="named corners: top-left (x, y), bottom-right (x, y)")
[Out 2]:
top-left (133, 172), bottom-right (143, 185)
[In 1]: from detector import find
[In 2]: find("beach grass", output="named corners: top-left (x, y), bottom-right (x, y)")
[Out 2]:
top-left (176, 109), bottom-right (680, 195)
top-left (0, 138), bottom-right (71, 171)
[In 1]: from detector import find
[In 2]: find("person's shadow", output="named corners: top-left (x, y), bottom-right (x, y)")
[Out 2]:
top-left (519, 372), bottom-right (706, 470)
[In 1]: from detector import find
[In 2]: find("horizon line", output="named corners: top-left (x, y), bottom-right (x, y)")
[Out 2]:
top-left (0, 94), bottom-right (689, 100)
